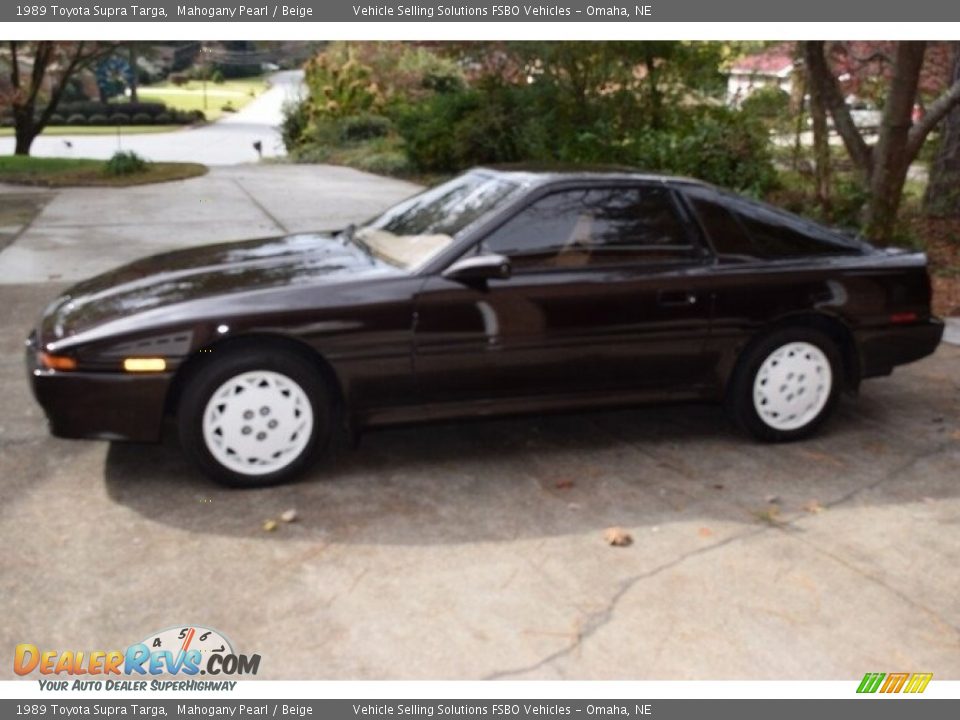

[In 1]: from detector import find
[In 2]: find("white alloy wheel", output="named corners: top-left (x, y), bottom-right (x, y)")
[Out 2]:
top-left (201, 370), bottom-right (314, 476)
top-left (752, 341), bottom-right (833, 431)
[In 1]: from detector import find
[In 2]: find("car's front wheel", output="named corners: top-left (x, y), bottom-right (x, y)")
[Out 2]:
top-left (178, 348), bottom-right (331, 487)
top-left (727, 328), bottom-right (842, 442)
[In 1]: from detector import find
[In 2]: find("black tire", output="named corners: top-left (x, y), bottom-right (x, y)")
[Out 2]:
top-left (726, 327), bottom-right (843, 442)
top-left (178, 348), bottom-right (332, 488)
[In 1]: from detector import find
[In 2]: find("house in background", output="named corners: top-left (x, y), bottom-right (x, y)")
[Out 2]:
top-left (727, 43), bottom-right (797, 107)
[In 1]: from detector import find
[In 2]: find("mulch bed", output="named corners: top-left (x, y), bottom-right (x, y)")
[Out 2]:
top-left (908, 216), bottom-right (960, 317)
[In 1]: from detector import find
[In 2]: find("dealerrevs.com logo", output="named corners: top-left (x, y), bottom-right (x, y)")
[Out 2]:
top-left (14, 626), bottom-right (260, 691)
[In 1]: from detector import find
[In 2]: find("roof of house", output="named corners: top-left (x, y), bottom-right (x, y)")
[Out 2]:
top-left (730, 43), bottom-right (797, 77)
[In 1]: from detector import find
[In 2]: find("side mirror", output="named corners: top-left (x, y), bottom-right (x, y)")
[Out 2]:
top-left (442, 253), bottom-right (512, 282)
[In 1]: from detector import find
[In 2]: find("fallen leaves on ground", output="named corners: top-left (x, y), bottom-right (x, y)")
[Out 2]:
top-left (803, 500), bottom-right (824, 514)
top-left (604, 527), bottom-right (633, 547)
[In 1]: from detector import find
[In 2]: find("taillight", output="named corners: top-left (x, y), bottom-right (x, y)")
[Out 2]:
top-left (890, 312), bottom-right (919, 324)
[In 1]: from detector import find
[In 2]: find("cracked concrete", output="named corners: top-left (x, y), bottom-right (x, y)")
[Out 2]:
top-left (0, 168), bottom-right (958, 680)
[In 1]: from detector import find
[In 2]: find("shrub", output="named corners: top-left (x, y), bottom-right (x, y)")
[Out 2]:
top-left (66, 114), bottom-right (87, 125)
top-left (395, 81), bottom-right (540, 173)
top-left (221, 102), bottom-right (236, 113)
top-left (211, 69), bottom-right (225, 84)
top-left (189, 110), bottom-right (206, 122)
top-left (352, 147), bottom-right (410, 175)
top-left (103, 150), bottom-right (147, 175)
top-left (57, 101), bottom-right (168, 121)
top-left (340, 113), bottom-right (392, 142)
top-left (87, 114), bottom-right (109, 125)
top-left (108, 113), bottom-right (131, 125)
top-left (741, 86), bottom-right (791, 121)
top-left (625, 109), bottom-right (778, 194)
top-left (131, 113), bottom-right (152, 125)
top-left (104, 150), bottom-right (148, 176)
top-left (304, 52), bottom-right (381, 118)
top-left (49, 114), bottom-right (65, 125)
top-left (170, 73), bottom-right (189, 86)
top-left (155, 112), bottom-right (172, 124)
top-left (281, 100), bottom-right (309, 150)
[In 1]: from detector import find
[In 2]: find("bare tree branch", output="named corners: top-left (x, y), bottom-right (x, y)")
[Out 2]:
top-left (907, 76), bottom-right (960, 159)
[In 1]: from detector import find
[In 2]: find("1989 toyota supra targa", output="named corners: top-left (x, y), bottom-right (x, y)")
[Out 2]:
top-left (27, 168), bottom-right (943, 486)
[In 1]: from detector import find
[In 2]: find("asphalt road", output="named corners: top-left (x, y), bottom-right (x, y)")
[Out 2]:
top-left (1, 168), bottom-right (958, 680)
top-left (0, 70), bottom-right (303, 165)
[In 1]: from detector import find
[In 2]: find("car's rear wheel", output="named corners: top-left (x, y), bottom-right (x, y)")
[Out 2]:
top-left (178, 349), bottom-right (331, 487)
top-left (727, 327), bottom-right (842, 442)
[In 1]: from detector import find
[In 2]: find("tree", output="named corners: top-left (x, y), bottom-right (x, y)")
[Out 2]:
top-left (805, 41), bottom-right (960, 242)
top-left (803, 43), bottom-right (832, 216)
top-left (4, 41), bottom-right (116, 156)
top-left (924, 43), bottom-right (960, 217)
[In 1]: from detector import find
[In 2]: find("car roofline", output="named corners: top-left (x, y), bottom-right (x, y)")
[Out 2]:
top-left (469, 165), bottom-right (715, 191)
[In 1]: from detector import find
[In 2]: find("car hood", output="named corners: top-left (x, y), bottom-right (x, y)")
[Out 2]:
top-left (41, 232), bottom-right (397, 342)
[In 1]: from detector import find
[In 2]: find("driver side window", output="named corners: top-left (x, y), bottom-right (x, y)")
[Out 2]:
top-left (480, 185), bottom-right (696, 272)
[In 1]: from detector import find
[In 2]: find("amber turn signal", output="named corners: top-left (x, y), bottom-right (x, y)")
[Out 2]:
top-left (39, 352), bottom-right (78, 371)
top-left (122, 357), bottom-right (167, 372)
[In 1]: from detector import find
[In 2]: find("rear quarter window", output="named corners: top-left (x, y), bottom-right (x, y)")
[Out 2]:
top-left (684, 186), bottom-right (861, 260)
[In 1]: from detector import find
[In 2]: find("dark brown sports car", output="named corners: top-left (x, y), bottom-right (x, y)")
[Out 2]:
top-left (26, 168), bottom-right (943, 486)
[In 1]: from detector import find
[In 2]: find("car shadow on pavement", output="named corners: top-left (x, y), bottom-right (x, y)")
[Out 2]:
top-left (103, 378), bottom-right (960, 546)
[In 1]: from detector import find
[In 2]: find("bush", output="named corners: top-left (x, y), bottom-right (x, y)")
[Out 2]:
top-left (351, 147), bottom-right (410, 175)
top-left (170, 73), bottom-right (189, 86)
top-left (155, 112), bottom-right (172, 124)
top-left (625, 109), bottom-right (778, 194)
top-left (108, 113), bottom-right (131, 125)
top-left (221, 102), bottom-right (236, 113)
top-left (56, 101), bottom-right (170, 124)
top-left (66, 114), bottom-right (87, 126)
top-left (49, 114), bottom-right (65, 125)
top-left (281, 100), bottom-right (309, 150)
top-left (741, 86), bottom-right (791, 121)
top-left (211, 69), bottom-right (225, 84)
top-left (189, 110), bottom-right (206, 123)
top-left (87, 114), bottom-right (109, 125)
top-left (131, 113), bottom-right (152, 125)
top-left (340, 113), bottom-right (392, 142)
top-left (104, 150), bottom-right (148, 176)
top-left (396, 85), bottom-right (532, 173)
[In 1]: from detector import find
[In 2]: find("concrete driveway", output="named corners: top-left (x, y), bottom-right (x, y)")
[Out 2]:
top-left (0, 167), bottom-right (958, 680)
top-left (0, 70), bottom-right (303, 165)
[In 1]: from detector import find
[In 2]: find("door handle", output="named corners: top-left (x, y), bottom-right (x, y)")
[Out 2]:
top-left (657, 290), bottom-right (698, 307)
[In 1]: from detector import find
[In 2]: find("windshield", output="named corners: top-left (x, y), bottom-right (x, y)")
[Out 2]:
top-left (353, 172), bottom-right (519, 270)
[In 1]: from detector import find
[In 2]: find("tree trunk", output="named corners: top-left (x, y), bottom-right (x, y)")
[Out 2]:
top-left (804, 41), bottom-right (873, 185)
top-left (864, 42), bottom-right (927, 242)
top-left (924, 43), bottom-right (960, 217)
top-left (803, 44), bottom-right (832, 217)
top-left (12, 108), bottom-right (37, 156)
top-left (791, 67), bottom-right (807, 172)
top-left (129, 43), bottom-right (139, 102)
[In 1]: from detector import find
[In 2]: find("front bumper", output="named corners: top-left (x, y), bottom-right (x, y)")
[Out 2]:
top-left (856, 317), bottom-right (945, 379)
top-left (26, 334), bottom-right (171, 442)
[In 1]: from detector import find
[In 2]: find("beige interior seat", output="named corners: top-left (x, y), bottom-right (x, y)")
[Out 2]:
top-left (551, 212), bottom-right (594, 268)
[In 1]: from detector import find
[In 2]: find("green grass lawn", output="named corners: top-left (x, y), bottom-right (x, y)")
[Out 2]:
top-left (134, 75), bottom-right (269, 121)
top-left (0, 125), bottom-right (183, 138)
top-left (0, 155), bottom-right (208, 187)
